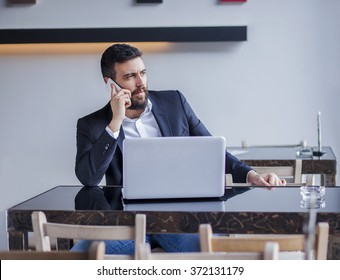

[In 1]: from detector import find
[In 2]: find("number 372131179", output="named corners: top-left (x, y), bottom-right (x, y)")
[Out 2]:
top-left (190, 266), bottom-right (245, 276)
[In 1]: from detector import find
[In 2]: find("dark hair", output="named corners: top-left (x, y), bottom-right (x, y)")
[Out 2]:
top-left (100, 44), bottom-right (143, 79)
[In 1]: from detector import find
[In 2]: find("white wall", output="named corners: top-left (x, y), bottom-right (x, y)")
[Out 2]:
top-left (0, 0), bottom-right (339, 250)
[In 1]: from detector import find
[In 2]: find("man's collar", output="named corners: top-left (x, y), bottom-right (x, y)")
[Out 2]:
top-left (145, 99), bottom-right (152, 112)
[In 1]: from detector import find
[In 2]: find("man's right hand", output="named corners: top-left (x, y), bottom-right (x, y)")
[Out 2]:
top-left (108, 84), bottom-right (131, 133)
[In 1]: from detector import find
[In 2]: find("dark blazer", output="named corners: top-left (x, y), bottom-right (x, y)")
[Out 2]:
top-left (75, 90), bottom-right (252, 186)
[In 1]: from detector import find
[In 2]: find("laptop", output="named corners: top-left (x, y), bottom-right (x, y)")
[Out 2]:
top-left (122, 136), bottom-right (226, 202)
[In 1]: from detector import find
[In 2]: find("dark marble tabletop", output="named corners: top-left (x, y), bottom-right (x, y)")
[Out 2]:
top-left (9, 185), bottom-right (340, 213)
top-left (7, 185), bottom-right (340, 259)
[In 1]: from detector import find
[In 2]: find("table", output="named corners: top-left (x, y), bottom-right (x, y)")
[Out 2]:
top-left (7, 185), bottom-right (340, 259)
top-left (228, 146), bottom-right (337, 185)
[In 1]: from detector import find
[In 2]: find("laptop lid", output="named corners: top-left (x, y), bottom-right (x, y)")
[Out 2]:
top-left (122, 136), bottom-right (226, 201)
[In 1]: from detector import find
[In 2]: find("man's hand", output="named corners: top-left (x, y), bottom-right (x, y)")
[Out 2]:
top-left (247, 170), bottom-right (287, 186)
top-left (108, 84), bottom-right (131, 132)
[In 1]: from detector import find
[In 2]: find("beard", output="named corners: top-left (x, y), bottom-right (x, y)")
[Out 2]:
top-left (128, 86), bottom-right (149, 110)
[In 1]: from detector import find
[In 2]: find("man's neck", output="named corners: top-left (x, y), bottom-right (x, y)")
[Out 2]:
top-left (125, 109), bottom-right (144, 120)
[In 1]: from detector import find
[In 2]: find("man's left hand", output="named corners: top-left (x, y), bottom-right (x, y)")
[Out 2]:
top-left (247, 170), bottom-right (287, 186)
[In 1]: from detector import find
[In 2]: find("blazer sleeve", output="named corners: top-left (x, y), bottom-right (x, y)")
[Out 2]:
top-left (178, 91), bottom-right (212, 136)
top-left (75, 117), bottom-right (118, 186)
top-left (226, 152), bottom-right (252, 183)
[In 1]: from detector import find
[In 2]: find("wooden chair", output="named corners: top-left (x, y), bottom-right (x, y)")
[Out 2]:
top-left (225, 159), bottom-right (315, 187)
top-left (31, 211), bottom-right (146, 260)
top-left (241, 140), bottom-right (306, 149)
top-left (199, 222), bottom-right (329, 260)
top-left (0, 241), bottom-right (105, 260)
top-left (225, 174), bottom-right (315, 187)
top-left (251, 159), bottom-right (303, 184)
top-left (137, 242), bottom-right (279, 260)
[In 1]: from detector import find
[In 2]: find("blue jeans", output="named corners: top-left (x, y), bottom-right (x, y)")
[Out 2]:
top-left (71, 233), bottom-right (200, 254)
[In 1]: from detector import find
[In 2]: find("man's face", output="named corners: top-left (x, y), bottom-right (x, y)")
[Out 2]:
top-left (114, 57), bottom-right (148, 110)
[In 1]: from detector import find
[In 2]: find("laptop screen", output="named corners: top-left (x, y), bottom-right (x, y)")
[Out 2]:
top-left (122, 136), bottom-right (226, 201)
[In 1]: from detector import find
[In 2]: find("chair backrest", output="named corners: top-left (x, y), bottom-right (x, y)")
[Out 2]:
top-left (31, 211), bottom-right (146, 259)
top-left (137, 243), bottom-right (279, 260)
top-left (314, 221), bottom-right (329, 260)
top-left (225, 174), bottom-right (315, 187)
top-left (241, 140), bottom-right (306, 149)
top-left (0, 241), bottom-right (105, 260)
top-left (251, 159), bottom-right (302, 184)
top-left (225, 162), bottom-right (315, 187)
top-left (199, 223), bottom-right (329, 260)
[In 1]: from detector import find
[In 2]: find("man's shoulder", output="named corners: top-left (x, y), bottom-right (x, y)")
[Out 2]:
top-left (149, 89), bottom-right (180, 95)
top-left (149, 90), bottom-right (184, 101)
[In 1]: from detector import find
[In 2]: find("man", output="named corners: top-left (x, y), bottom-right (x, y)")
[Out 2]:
top-left (73, 44), bottom-right (285, 254)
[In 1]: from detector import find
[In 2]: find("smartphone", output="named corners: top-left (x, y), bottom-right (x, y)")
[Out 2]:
top-left (106, 78), bottom-right (122, 94)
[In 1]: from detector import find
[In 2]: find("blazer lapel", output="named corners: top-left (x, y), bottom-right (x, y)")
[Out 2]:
top-left (149, 94), bottom-right (173, 137)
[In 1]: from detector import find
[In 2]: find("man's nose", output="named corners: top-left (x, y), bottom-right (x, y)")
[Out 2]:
top-left (135, 73), bottom-right (145, 87)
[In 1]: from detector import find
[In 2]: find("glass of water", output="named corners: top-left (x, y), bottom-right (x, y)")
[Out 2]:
top-left (300, 186), bottom-right (326, 209)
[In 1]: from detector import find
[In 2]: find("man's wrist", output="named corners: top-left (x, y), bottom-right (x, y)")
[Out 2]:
top-left (246, 170), bottom-right (257, 183)
top-left (105, 126), bottom-right (120, 139)
top-left (108, 117), bottom-right (123, 133)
